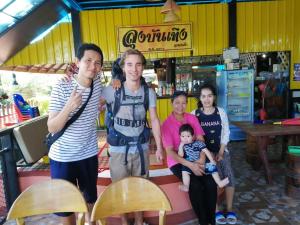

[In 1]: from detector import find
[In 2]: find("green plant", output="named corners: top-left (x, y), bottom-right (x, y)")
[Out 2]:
top-left (0, 88), bottom-right (10, 105)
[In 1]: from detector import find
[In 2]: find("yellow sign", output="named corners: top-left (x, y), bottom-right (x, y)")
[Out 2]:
top-left (117, 23), bottom-right (192, 53)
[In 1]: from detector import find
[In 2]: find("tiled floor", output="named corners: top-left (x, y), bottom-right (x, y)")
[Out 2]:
top-left (227, 141), bottom-right (300, 225)
top-left (3, 141), bottom-right (300, 225)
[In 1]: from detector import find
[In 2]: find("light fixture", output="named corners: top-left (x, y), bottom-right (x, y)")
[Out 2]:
top-left (161, 0), bottom-right (180, 14)
top-left (161, 0), bottom-right (180, 23)
top-left (163, 10), bottom-right (180, 23)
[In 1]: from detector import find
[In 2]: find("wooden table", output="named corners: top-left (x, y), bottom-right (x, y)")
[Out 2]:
top-left (232, 121), bottom-right (300, 184)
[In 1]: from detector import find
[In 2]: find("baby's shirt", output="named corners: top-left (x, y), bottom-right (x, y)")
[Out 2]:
top-left (183, 140), bottom-right (206, 162)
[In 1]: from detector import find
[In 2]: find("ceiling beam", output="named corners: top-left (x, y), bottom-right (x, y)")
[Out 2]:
top-left (62, 0), bottom-right (82, 11)
top-left (74, 0), bottom-right (274, 10)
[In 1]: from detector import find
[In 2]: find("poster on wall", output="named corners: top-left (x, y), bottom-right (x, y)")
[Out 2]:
top-left (294, 64), bottom-right (300, 81)
top-left (117, 23), bottom-right (192, 53)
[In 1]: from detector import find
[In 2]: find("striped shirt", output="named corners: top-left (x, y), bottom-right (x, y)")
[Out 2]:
top-left (183, 140), bottom-right (206, 162)
top-left (48, 76), bottom-right (102, 162)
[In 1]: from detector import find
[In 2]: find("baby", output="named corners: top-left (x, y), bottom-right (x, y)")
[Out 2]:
top-left (178, 124), bottom-right (229, 192)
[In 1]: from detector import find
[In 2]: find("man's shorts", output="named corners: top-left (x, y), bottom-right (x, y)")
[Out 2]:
top-left (50, 155), bottom-right (98, 217)
top-left (109, 150), bottom-right (149, 182)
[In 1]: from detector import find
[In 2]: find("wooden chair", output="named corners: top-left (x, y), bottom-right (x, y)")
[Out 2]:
top-left (6, 179), bottom-right (88, 225)
top-left (91, 176), bottom-right (172, 225)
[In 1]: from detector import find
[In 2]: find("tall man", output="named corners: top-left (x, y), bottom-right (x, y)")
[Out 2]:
top-left (102, 49), bottom-right (163, 225)
top-left (47, 43), bottom-right (103, 225)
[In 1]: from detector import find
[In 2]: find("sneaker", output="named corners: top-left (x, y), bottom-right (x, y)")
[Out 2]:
top-left (215, 211), bottom-right (226, 224)
top-left (226, 211), bottom-right (237, 225)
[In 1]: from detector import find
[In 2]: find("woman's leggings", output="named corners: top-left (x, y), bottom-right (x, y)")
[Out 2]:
top-left (170, 163), bottom-right (217, 225)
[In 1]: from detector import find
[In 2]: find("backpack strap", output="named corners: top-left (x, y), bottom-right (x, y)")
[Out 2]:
top-left (113, 85), bottom-right (123, 116)
top-left (105, 85), bottom-right (122, 131)
top-left (143, 84), bottom-right (149, 112)
top-left (113, 83), bottom-right (149, 119)
top-left (143, 84), bottom-right (149, 127)
top-left (122, 84), bottom-right (126, 101)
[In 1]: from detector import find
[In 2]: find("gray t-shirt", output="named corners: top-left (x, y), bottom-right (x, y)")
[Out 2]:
top-left (102, 84), bottom-right (156, 153)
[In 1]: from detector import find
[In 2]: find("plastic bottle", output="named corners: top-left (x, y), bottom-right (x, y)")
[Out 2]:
top-left (193, 80), bottom-right (200, 93)
top-left (170, 83), bottom-right (175, 95)
top-left (162, 85), bottom-right (166, 96)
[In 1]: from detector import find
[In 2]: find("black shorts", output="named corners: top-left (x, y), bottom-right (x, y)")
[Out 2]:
top-left (50, 155), bottom-right (98, 216)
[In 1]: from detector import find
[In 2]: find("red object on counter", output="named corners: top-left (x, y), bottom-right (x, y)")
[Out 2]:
top-left (259, 108), bottom-right (267, 120)
top-left (273, 118), bottom-right (300, 125)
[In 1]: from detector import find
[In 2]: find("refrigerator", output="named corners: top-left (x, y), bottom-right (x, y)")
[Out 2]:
top-left (216, 69), bottom-right (254, 141)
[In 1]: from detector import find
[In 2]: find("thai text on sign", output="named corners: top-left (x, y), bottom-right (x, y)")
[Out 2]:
top-left (117, 23), bottom-right (192, 53)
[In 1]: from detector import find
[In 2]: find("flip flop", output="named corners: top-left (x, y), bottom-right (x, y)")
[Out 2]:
top-left (226, 211), bottom-right (237, 225)
top-left (215, 211), bottom-right (226, 225)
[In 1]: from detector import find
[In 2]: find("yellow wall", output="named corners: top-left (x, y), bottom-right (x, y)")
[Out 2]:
top-left (79, 4), bottom-right (229, 61)
top-left (3, 0), bottom-right (300, 89)
top-left (156, 97), bottom-right (198, 122)
top-left (236, 0), bottom-right (300, 89)
top-left (3, 23), bottom-right (74, 67)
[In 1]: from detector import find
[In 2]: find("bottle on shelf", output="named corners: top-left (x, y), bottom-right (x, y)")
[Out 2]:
top-left (157, 85), bottom-right (162, 97)
top-left (193, 80), bottom-right (200, 93)
top-left (162, 84), bottom-right (166, 96)
top-left (188, 81), bottom-right (192, 94)
top-left (165, 84), bottom-right (169, 96)
top-left (170, 83), bottom-right (174, 95)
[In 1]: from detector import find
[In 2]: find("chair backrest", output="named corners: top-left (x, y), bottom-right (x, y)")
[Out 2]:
top-left (14, 105), bottom-right (31, 121)
top-left (91, 177), bottom-right (172, 225)
top-left (13, 94), bottom-right (28, 109)
top-left (6, 179), bottom-right (88, 225)
top-left (13, 94), bottom-right (40, 121)
top-left (13, 115), bottom-right (48, 164)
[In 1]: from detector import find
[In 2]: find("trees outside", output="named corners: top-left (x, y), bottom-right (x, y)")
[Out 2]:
top-left (0, 71), bottom-right (61, 115)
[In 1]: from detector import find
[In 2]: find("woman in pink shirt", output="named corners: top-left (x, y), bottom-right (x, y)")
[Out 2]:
top-left (161, 91), bottom-right (218, 225)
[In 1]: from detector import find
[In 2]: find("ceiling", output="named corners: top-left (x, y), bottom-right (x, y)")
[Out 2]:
top-left (0, 0), bottom-right (45, 34)
top-left (67, 0), bottom-right (274, 10)
top-left (0, 0), bottom-right (70, 66)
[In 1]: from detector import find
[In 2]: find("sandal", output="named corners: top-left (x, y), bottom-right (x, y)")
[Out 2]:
top-left (215, 211), bottom-right (226, 225)
top-left (226, 211), bottom-right (237, 225)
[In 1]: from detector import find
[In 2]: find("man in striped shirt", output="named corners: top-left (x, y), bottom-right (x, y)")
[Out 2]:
top-left (47, 43), bottom-right (103, 225)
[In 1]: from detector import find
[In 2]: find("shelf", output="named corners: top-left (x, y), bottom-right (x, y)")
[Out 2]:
top-left (228, 113), bottom-right (249, 116)
top-left (156, 94), bottom-right (198, 99)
